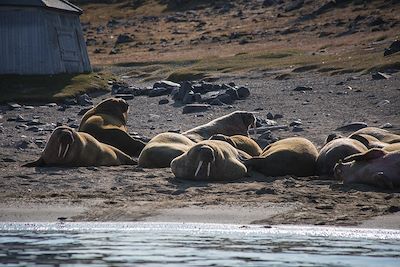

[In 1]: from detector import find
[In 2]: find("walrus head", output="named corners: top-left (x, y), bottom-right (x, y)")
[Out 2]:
top-left (94, 98), bottom-right (129, 124)
top-left (194, 145), bottom-right (216, 179)
top-left (22, 126), bottom-right (76, 167)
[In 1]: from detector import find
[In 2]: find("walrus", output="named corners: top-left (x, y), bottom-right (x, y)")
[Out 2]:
top-left (350, 133), bottom-right (390, 149)
top-left (383, 143), bottom-right (400, 152)
top-left (78, 97), bottom-right (146, 157)
top-left (171, 140), bottom-right (250, 181)
top-left (349, 127), bottom-right (400, 144)
top-left (334, 149), bottom-right (400, 189)
top-left (23, 126), bottom-right (136, 167)
top-left (244, 137), bottom-right (318, 177)
top-left (138, 132), bottom-right (195, 168)
top-left (209, 134), bottom-right (262, 156)
top-left (182, 111), bottom-right (256, 142)
top-left (316, 138), bottom-right (368, 175)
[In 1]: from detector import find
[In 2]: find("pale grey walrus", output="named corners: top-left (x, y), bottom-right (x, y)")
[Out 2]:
top-left (182, 111), bottom-right (256, 142)
top-left (244, 137), bottom-right (318, 177)
top-left (138, 132), bottom-right (195, 168)
top-left (171, 140), bottom-right (250, 181)
top-left (209, 134), bottom-right (262, 156)
top-left (316, 138), bottom-right (368, 175)
top-left (334, 149), bottom-right (400, 189)
top-left (349, 127), bottom-right (400, 144)
top-left (23, 126), bottom-right (136, 167)
top-left (79, 97), bottom-right (146, 157)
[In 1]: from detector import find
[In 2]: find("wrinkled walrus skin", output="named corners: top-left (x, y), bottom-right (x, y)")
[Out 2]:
top-left (316, 138), bottom-right (367, 175)
top-left (244, 137), bottom-right (318, 177)
top-left (79, 97), bottom-right (146, 157)
top-left (183, 111), bottom-right (256, 142)
top-left (23, 126), bottom-right (136, 167)
top-left (138, 132), bottom-right (195, 168)
top-left (334, 148), bottom-right (400, 189)
top-left (349, 127), bottom-right (400, 144)
top-left (171, 140), bottom-right (249, 181)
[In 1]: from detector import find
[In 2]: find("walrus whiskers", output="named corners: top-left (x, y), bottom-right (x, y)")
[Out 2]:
top-left (62, 144), bottom-right (70, 158)
top-left (195, 161), bottom-right (203, 176)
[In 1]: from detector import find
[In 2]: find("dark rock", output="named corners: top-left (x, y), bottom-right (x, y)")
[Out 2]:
top-left (225, 88), bottom-right (239, 100)
top-left (183, 90), bottom-right (195, 104)
top-left (148, 88), bottom-right (170, 97)
top-left (57, 105), bottom-right (67, 112)
top-left (77, 94), bottom-right (93, 106)
top-left (387, 206), bottom-right (400, 213)
top-left (210, 98), bottom-right (225, 106)
top-left (116, 34), bottom-right (134, 44)
top-left (237, 86), bottom-right (251, 99)
top-left (372, 72), bottom-right (391, 80)
top-left (194, 93), bottom-right (202, 102)
top-left (384, 40), bottom-right (400, 56)
top-left (336, 122), bottom-right (368, 131)
top-left (174, 81), bottom-right (193, 101)
top-left (15, 140), bottom-right (36, 149)
top-left (27, 119), bottom-right (43, 126)
top-left (285, 0), bottom-right (304, 12)
top-left (26, 126), bottom-right (41, 132)
top-left (159, 98), bottom-right (169, 105)
top-left (274, 114), bottom-right (284, 119)
top-left (78, 107), bottom-right (92, 116)
top-left (109, 47), bottom-right (119, 55)
top-left (255, 188), bottom-right (276, 195)
top-left (293, 86), bottom-right (313, 91)
top-left (216, 93), bottom-right (234, 105)
top-left (262, 0), bottom-right (280, 7)
top-left (266, 112), bottom-right (274, 120)
top-left (182, 104), bottom-right (211, 114)
top-left (292, 125), bottom-right (304, 132)
top-left (2, 157), bottom-right (16, 162)
top-left (114, 94), bottom-right (134, 100)
top-left (64, 98), bottom-right (77, 105)
top-left (16, 115), bottom-right (27, 122)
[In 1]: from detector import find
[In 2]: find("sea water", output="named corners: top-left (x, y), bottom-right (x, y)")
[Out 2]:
top-left (0, 222), bottom-right (399, 266)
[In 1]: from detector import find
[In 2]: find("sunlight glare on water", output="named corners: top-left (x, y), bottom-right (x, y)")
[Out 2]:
top-left (0, 222), bottom-right (399, 266)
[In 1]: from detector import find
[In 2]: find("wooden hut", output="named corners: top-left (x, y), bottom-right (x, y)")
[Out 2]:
top-left (0, 0), bottom-right (91, 75)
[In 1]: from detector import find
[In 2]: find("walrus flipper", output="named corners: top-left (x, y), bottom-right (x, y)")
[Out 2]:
top-left (22, 157), bottom-right (45, 167)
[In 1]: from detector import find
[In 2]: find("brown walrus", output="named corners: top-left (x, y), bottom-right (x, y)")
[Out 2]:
top-left (23, 126), bottom-right (136, 167)
top-left (316, 138), bottom-right (368, 175)
top-left (334, 149), bottom-right (400, 189)
top-left (244, 137), bottom-right (318, 177)
top-left (209, 134), bottom-right (262, 156)
top-left (138, 132), bottom-right (195, 168)
top-left (383, 143), bottom-right (400, 152)
top-left (171, 140), bottom-right (250, 181)
top-left (78, 97), bottom-right (146, 157)
top-left (349, 127), bottom-right (400, 144)
top-left (182, 111), bottom-right (256, 142)
top-left (350, 133), bottom-right (390, 149)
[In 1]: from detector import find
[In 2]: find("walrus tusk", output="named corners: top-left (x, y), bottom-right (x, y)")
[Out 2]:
top-left (207, 162), bottom-right (211, 177)
top-left (62, 144), bottom-right (70, 158)
top-left (58, 144), bottom-right (63, 157)
top-left (195, 161), bottom-right (203, 177)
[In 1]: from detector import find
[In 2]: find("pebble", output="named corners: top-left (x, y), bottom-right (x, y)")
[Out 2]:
top-left (47, 103), bottom-right (57, 107)
top-left (380, 123), bottom-right (393, 129)
top-left (266, 112), bottom-right (274, 120)
top-left (24, 106), bottom-right (34, 110)
top-left (274, 114), bottom-right (284, 119)
top-left (148, 88), bottom-right (170, 97)
top-left (376, 99), bottom-right (390, 107)
top-left (293, 86), bottom-right (313, 91)
top-left (158, 98), bottom-right (169, 105)
top-left (290, 120), bottom-right (302, 126)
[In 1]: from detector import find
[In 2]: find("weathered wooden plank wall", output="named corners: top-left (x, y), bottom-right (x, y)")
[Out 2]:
top-left (0, 6), bottom-right (91, 75)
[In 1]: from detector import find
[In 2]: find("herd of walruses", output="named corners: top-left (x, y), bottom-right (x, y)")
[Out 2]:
top-left (24, 98), bottom-right (400, 189)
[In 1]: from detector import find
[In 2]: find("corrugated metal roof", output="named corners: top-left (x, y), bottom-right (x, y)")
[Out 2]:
top-left (0, 0), bottom-right (82, 13)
